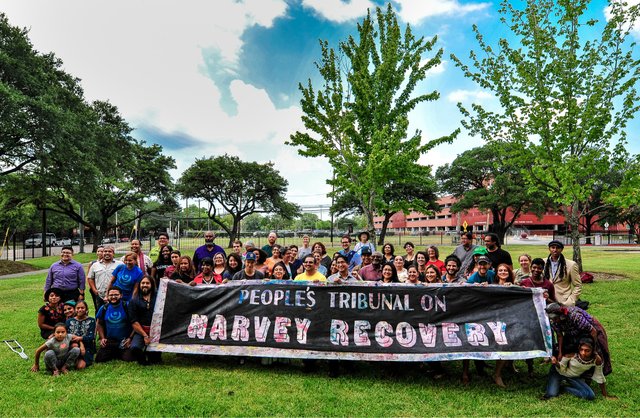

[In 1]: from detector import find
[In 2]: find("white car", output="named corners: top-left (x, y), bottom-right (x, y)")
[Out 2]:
top-left (56, 238), bottom-right (72, 246)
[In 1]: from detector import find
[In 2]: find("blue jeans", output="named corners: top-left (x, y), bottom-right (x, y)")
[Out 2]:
top-left (545, 365), bottom-right (595, 400)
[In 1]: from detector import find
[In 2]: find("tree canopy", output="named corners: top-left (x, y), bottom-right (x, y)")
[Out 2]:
top-left (436, 142), bottom-right (549, 244)
top-left (0, 13), bottom-right (86, 176)
top-left (451, 0), bottom-right (640, 270)
top-left (5, 100), bottom-right (177, 249)
top-left (177, 154), bottom-right (300, 246)
top-left (288, 5), bottom-right (456, 242)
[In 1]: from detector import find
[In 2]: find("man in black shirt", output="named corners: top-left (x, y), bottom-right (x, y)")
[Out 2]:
top-left (483, 232), bottom-right (512, 270)
top-left (129, 277), bottom-right (161, 365)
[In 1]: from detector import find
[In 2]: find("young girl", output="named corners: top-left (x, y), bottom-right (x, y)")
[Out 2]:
top-left (543, 337), bottom-right (615, 400)
top-left (63, 300), bottom-right (76, 321)
top-left (66, 300), bottom-right (96, 367)
top-left (31, 323), bottom-right (84, 375)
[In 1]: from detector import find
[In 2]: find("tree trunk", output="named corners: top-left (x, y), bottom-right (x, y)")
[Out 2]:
top-left (228, 216), bottom-right (241, 248)
top-left (92, 226), bottom-right (106, 253)
top-left (490, 209), bottom-right (508, 245)
top-left (583, 213), bottom-right (594, 245)
top-left (378, 211), bottom-right (393, 246)
top-left (569, 202), bottom-right (583, 272)
top-left (361, 203), bottom-right (377, 246)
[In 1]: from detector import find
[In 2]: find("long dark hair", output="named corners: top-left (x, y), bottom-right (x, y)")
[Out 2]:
top-left (382, 262), bottom-right (399, 283)
top-left (269, 261), bottom-right (291, 281)
top-left (226, 253), bottom-right (243, 275)
top-left (543, 253), bottom-right (566, 281)
top-left (155, 245), bottom-right (173, 265)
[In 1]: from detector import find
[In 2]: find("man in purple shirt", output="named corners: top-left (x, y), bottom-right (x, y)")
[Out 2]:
top-left (192, 231), bottom-right (226, 273)
top-left (44, 246), bottom-right (86, 302)
top-left (359, 251), bottom-right (384, 281)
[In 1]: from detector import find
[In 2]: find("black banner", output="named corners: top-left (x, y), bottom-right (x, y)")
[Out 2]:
top-left (148, 279), bottom-right (552, 361)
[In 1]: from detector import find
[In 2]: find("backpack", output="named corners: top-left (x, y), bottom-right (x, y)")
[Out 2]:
top-left (580, 272), bottom-right (594, 284)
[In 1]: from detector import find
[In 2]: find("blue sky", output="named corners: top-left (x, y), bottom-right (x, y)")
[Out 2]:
top-left (0, 0), bottom-right (637, 208)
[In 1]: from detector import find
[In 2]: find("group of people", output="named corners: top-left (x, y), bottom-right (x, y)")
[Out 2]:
top-left (34, 231), bottom-right (614, 400)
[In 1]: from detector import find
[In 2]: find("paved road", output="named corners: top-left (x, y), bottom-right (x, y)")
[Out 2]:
top-left (0, 269), bottom-right (49, 280)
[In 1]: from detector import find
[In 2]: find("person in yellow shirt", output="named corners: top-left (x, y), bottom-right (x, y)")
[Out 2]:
top-left (294, 254), bottom-right (326, 282)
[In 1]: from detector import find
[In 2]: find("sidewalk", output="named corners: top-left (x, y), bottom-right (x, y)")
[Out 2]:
top-left (0, 268), bottom-right (49, 280)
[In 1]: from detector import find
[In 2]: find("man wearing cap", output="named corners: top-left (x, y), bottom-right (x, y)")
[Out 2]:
top-left (543, 240), bottom-right (581, 306)
top-left (483, 232), bottom-right (513, 270)
top-left (359, 251), bottom-right (384, 281)
top-left (466, 256), bottom-right (496, 284)
top-left (231, 252), bottom-right (265, 280)
top-left (44, 246), bottom-right (86, 303)
top-left (338, 234), bottom-right (361, 272)
top-left (193, 231), bottom-right (226, 273)
top-left (353, 246), bottom-right (373, 274)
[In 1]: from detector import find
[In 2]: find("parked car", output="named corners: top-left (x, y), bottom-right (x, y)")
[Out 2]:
top-left (24, 233), bottom-right (57, 248)
top-left (101, 237), bottom-right (116, 244)
top-left (71, 238), bottom-right (86, 245)
top-left (56, 238), bottom-right (72, 246)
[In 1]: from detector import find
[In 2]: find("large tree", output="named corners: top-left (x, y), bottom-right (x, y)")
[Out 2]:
top-left (0, 14), bottom-right (86, 176)
top-left (436, 142), bottom-right (549, 244)
top-left (332, 163), bottom-right (439, 245)
top-left (451, 0), bottom-right (640, 270)
top-left (288, 5), bottom-right (457, 243)
top-left (177, 154), bottom-right (300, 247)
top-left (7, 101), bottom-right (178, 250)
top-left (605, 155), bottom-right (640, 243)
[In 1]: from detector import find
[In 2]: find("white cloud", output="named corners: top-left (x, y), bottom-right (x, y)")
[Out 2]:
top-left (447, 89), bottom-right (494, 103)
top-left (301, 0), bottom-right (375, 23)
top-left (604, 0), bottom-right (640, 38)
top-left (0, 0), bottom-right (335, 205)
top-left (425, 59), bottom-right (447, 75)
top-left (396, 0), bottom-right (490, 25)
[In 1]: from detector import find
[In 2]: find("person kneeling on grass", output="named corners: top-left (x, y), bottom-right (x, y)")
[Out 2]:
top-left (95, 287), bottom-right (135, 363)
top-left (542, 337), bottom-right (616, 401)
top-left (31, 323), bottom-right (84, 376)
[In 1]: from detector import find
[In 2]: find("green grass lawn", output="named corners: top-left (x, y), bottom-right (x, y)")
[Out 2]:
top-left (0, 247), bottom-right (638, 416)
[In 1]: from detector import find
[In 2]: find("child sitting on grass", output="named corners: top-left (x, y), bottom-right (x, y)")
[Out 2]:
top-left (542, 337), bottom-right (616, 400)
top-left (31, 323), bottom-right (84, 376)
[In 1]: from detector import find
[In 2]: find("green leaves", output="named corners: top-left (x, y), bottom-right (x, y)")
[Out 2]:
top-left (289, 4), bottom-right (455, 240)
top-left (177, 155), bottom-right (300, 245)
top-left (453, 0), bottom-right (640, 268)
